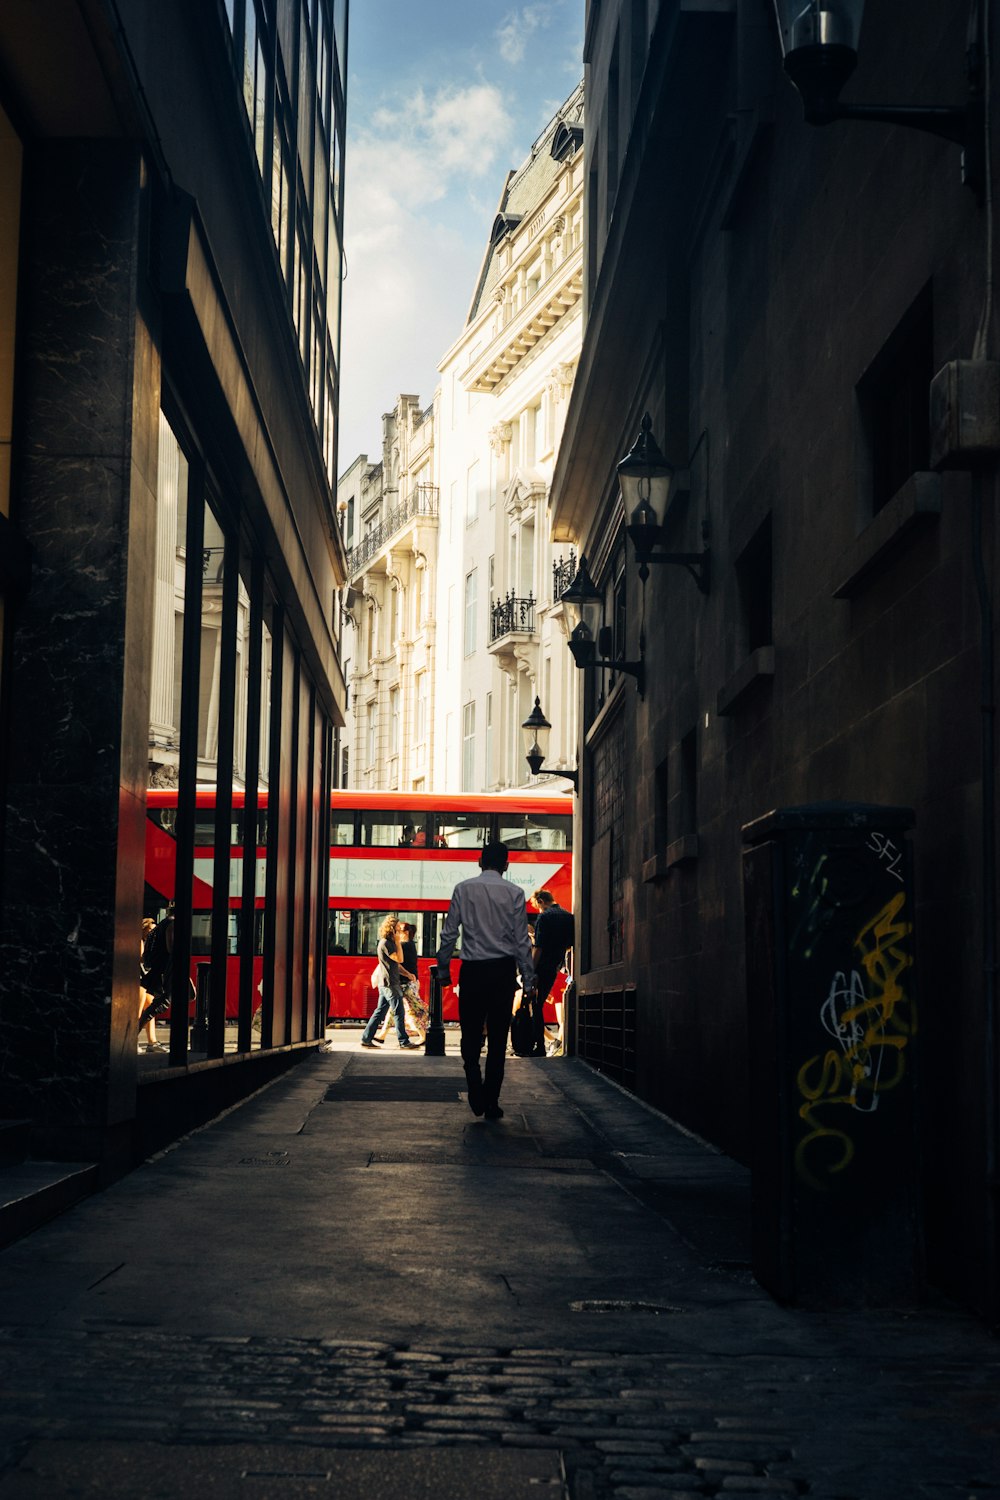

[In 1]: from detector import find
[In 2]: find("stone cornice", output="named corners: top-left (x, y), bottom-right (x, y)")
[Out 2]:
top-left (462, 247), bottom-right (583, 394)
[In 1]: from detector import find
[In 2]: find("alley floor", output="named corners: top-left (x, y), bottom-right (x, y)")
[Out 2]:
top-left (0, 1043), bottom-right (997, 1499)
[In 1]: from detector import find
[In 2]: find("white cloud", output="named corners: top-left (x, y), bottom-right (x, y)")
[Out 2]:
top-left (496, 4), bottom-right (558, 65)
top-left (338, 80), bottom-right (516, 465)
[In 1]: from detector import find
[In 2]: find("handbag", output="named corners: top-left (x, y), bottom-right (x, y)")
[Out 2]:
top-left (369, 961), bottom-right (383, 988)
top-left (510, 998), bottom-right (534, 1057)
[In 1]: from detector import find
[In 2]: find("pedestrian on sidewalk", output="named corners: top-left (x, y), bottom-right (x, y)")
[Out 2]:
top-left (530, 888), bottom-right (574, 1058)
top-left (138, 904), bottom-right (175, 1041)
top-left (138, 917), bottom-right (165, 1053)
top-left (374, 921), bottom-right (427, 1044)
top-left (436, 841), bottom-right (535, 1120)
top-left (360, 917), bottom-right (415, 1050)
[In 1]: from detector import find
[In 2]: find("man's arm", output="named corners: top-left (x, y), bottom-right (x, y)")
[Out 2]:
top-left (436, 888), bottom-right (462, 978)
top-left (514, 891), bottom-right (535, 991)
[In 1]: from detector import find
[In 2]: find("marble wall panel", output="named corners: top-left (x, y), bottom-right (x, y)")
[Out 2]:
top-left (0, 142), bottom-right (147, 1152)
top-left (17, 144), bottom-right (143, 462)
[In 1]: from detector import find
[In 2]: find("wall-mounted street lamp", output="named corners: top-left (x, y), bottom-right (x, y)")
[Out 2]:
top-left (562, 555), bottom-right (646, 698)
top-left (621, 415), bottom-right (710, 593)
top-left (521, 696), bottom-right (579, 790)
top-left (771, 0), bottom-right (984, 193)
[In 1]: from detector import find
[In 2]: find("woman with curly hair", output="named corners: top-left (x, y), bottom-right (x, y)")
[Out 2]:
top-left (359, 915), bottom-right (416, 1049)
top-left (376, 921), bottom-right (428, 1044)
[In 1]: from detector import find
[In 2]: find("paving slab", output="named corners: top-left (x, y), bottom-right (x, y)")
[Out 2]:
top-left (1, 1441), bottom-right (563, 1498)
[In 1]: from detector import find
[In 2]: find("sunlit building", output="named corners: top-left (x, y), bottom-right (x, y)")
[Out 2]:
top-left (434, 82), bottom-right (584, 793)
top-left (338, 394), bottom-right (440, 792)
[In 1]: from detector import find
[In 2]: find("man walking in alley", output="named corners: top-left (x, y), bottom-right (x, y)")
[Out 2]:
top-left (530, 888), bottom-right (575, 1057)
top-left (436, 841), bottom-right (535, 1120)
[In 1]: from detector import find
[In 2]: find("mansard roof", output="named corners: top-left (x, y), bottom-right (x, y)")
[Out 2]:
top-left (465, 80), bottom-right (584, 325)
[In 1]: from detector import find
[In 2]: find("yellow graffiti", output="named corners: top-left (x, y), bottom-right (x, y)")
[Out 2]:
top-left (795, 1050), bottom-right (856, 1188)
top-left (794, 893), bottom-right (915, 1191)
top-left (853, 891), bottom-right (915, 1038)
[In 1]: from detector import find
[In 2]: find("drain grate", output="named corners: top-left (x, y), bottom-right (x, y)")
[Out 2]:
top-left (324, 1078), bottom-right (465, 1103)
top-left (570, 1298), bottom-right (687, 1315)
top-left (238, 1152), bottom-right (290, 1167)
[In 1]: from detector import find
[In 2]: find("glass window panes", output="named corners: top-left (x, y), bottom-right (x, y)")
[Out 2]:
top-left (360, 811), bottom-right (431, 847)
top-left (330, 812), bottom-right (355, 844)
top-left (435, 812), bottom-right (490, 849)
top-left (497, 812), bottom-right (572, 850)
top-left (425, 911), bottom-right (460, 956)
top-left (191, 911), bottom-right (239, 957)
top-left (355, 910), bottom-right (423, 959)
top-left (328, 910), bottom-right (351, 953)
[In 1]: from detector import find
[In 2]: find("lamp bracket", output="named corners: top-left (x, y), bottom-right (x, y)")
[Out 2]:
top-left (833, 103), bottom-right (967, 145)
top-left (537, 767), bottom-right (579, 790)
top-left (592, 657), bottom-right (646, 699)
top-left (641, 549), bottom-right (711, 595)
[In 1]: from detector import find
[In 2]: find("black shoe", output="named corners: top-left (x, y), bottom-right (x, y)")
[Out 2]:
top-left (398, 1040), bottom-right (416, 1048)
top-left (467, 1080), bottom-right (485, 1117)
top-left (484, 1104), bottom-right (504, 1121)
top-left (360, 1040), bottom-right (377, 1049)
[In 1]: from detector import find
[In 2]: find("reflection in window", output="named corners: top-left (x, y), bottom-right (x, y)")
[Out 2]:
top-left (328, 910), bottom-right (351, 953)
top-left (436, 813), bottom-right (490, 849)
top-left (360, 812), bottom-right (430, 847)
top-left (191, 911), bottom-right (240, 956)
top-left (498, 813), bottom-right (572, 851)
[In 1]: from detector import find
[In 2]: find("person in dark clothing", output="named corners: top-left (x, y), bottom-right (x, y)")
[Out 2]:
top-left (530, 889), bottom-right (574, 1057)
top-left (436, 842), bottom-right (535, 1120)
top-left (138, 905), bottom-right (175, 1031)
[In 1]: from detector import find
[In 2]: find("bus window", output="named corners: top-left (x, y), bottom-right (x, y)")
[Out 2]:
top-left (435, 812), bottom-right (490, 848)
top-left (328, 910), bottom-right (351, 953)
top-left (147, 806), bottom-right (177, 838)
top-left (331, 813), bottom-right (356, 845)
top-left (191, 912), bottom-right (239, 955)
top-left (356, 909), bottom-right (423, 956)
top-left (497, 812), bottom-right (572, 850)
top-left (360, 811), bottom-right (430, 847)
top-left (194, 813), bottom-right (216, 846)
top-left (424, 911), bottom-right (460, 956)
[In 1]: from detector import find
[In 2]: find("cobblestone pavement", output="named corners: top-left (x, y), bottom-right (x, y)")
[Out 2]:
top-left (2, 1326), bottom-right (999, 1499)
top-left (0, 1049), bottom-right (998, 1499)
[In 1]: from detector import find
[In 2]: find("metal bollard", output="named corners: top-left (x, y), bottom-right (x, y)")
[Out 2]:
top-left (424, 967), bottom-right (446, 1057)
top-left (190, 962), bottom-right (211, 1052)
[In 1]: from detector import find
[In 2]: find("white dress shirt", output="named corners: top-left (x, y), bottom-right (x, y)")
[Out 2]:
top-left (437, 869), bottom-right (535, 987)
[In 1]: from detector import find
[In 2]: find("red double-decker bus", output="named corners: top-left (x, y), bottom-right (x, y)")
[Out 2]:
top-left (144, 789), bottom-right (573, 1024)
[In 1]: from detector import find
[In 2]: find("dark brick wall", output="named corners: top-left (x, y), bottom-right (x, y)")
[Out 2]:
top-left (566, 0), bottom-right (996, 1312)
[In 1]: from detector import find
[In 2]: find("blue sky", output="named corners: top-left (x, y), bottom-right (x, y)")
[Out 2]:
top-left (337, 0), bottom-right (584, 469)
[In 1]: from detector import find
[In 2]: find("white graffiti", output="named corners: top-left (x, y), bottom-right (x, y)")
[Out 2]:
top-left (866, 831), bottom-right (904, 882)
top-left (818, 968), bottom-right (884, 1112)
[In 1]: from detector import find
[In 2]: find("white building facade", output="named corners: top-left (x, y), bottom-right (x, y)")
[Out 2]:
top-left (338, 393), bottom-right (439, 792)
top-left (338, 84), bottom-right (583, 796)
top-left (434, 83), bottom-right (584, 793)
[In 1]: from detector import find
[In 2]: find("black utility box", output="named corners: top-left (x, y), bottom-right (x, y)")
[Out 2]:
top-left (742, 803), bottom-right (920, 1305)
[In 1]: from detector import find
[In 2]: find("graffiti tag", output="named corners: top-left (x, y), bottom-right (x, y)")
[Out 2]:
top-left (866, 831), bottom-right (904, 883)
top-left (794, 892), bottom-right (915, 1190)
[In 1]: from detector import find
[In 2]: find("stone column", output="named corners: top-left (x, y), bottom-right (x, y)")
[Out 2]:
top-left (0, 142), bottom-right (158, 1165)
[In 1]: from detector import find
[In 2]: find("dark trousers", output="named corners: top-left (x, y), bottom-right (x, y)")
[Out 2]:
top-left (458, 957), bottom-right (517, 1108)
top-left (531, 960), bottom-right (560, 1049)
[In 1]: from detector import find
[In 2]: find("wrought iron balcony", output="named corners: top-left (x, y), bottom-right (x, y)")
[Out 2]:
top-left (490, 591), bottom-right (536, 643)
top-left (347, 484), bottom-right (440, 575)
top-left (552, 551), bottom-right (576, 600)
